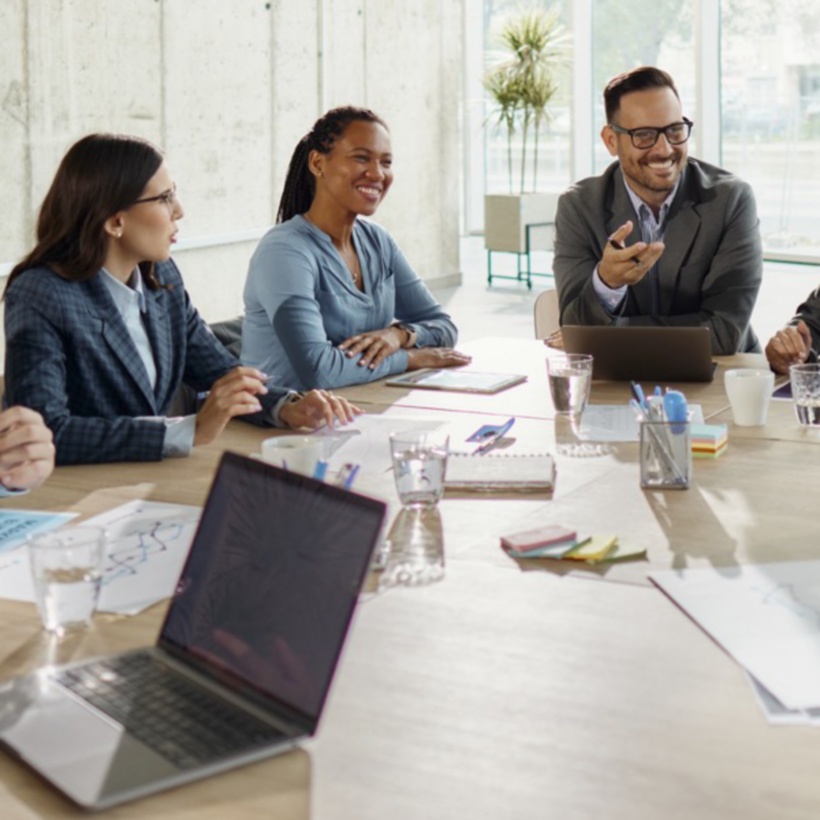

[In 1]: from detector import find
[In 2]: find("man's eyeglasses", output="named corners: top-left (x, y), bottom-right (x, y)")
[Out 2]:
top-left (132, 185), bottom-right (178, 210)
top-left (608, 118), bottom-right (694, 149)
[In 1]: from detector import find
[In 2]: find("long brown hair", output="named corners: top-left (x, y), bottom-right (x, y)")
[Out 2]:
top-left (6, 133), bottom-right (166, 292)
top-left (276, 106), bottom-right (388, 224)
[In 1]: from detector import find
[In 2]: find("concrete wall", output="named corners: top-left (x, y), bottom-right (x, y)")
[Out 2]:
top-left (0, 0), bottom-right (463, 360)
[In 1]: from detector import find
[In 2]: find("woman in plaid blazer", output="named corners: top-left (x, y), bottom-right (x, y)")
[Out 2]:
top-left (3, 134), bottom-right (357, 465)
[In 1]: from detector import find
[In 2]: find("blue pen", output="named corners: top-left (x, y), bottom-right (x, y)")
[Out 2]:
top-left (663, 390), bottom-right (688, 434)
top-left (343, 464), bottom-right (359, 491)
top-left (630, 381), bottom-right (648, 412)
top-left (472, 417), bottom-right (515, 455)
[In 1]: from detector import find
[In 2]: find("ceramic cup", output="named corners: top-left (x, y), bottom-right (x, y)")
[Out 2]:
top-left (260, 435), bottom-right (324, 476)
top-left (724, 368), bottom-right (774, 426)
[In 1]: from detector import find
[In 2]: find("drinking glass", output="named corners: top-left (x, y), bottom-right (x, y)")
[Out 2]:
top-left (547, 354), bottom-right (593, 415)
top-left (389, 431), bottom-right (449, 508)
top-left (28, 526), bottom-right (107, 635)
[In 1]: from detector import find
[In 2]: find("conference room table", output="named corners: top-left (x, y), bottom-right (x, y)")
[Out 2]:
top-left (2, 337), bottom-right (820, 819)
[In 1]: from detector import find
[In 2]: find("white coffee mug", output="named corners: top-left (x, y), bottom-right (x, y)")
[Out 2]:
top-left (260, 435), bottom-right (324, 476)
top-left (724, 368), bottom-right (774, 426)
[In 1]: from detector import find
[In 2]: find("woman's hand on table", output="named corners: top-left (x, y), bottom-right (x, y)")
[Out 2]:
top-left (765, 321), bottom-right (812, 375)
top-left (279, 390), bottom-right (361, 430)
top-left (406, 348), bottom-right (472, 370)
top-left (338, 327), bottom-right (406, 369)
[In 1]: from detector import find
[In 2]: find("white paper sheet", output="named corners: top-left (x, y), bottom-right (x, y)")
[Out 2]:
top-left (651, 560), bottom-right (820, 710)
top-left (578, 404), bottom-right (705, 442)
top-left (0, 499), bottom-right (201, 616)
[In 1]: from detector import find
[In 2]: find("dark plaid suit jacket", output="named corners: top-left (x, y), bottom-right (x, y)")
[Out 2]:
top-left (3, 260), bottom-right (288, 465)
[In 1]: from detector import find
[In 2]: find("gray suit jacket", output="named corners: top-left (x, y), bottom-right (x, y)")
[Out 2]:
top-left (552, 159), bottom-right (763, 354)
top-left (4, 260), bottom-right (288, 465)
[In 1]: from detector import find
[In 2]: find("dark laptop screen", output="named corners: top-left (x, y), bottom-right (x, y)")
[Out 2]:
top-left (160, 452), bottom-right (386, 722)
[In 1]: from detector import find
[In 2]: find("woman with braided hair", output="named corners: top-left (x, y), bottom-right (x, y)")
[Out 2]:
top-left (241, 106), bottom-right (469, 390)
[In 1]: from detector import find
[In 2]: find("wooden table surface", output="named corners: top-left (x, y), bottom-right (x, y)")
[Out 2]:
top-left (2, 338), bottom-right (819, 819)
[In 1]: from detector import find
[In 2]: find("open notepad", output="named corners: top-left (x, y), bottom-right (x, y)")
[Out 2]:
top-left (445, 453), bottom-right (555, 492)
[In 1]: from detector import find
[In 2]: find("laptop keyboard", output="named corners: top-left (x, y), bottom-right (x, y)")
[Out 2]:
top-left (56, 651), bottom-right (289, 769)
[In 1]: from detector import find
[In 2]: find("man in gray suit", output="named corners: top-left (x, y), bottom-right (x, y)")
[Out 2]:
top-left (552, 66), bottom-right (762, 355)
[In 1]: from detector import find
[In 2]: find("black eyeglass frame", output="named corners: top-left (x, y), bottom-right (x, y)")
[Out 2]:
top-left (131, 185), bottom-right (178, 208)
top-left (608, 117), bottom-right (694, 149)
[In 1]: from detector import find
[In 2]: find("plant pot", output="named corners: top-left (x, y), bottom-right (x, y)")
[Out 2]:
top-left (484, 192), bottom-right (559, 254)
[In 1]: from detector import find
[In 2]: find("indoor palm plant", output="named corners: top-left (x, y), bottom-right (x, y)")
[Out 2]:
top-left (484, 5), bottom-right (566, 255)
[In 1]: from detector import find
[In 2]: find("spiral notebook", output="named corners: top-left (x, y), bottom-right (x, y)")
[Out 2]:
top-left (445, 453), bottom-right (555, 492)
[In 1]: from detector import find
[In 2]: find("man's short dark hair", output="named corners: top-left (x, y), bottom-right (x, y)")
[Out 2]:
top-left (604, 67), bottom-right (680, 123)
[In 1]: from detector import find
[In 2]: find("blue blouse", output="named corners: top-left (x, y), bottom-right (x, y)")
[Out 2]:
top-left (241, 216), bottom-right (458, 390)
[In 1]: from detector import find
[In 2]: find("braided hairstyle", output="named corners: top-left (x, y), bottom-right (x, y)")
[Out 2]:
top-left (276, 106), bottom-right (388, 223)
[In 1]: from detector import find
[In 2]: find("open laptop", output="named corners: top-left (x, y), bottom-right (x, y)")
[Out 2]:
top-left (0, 451), bottom-right (387, 810)
top-left (561, 325), bottom-right (715, 382)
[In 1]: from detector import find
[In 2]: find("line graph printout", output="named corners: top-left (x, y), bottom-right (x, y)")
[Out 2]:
top-left (651, 561), bottom-right (820, 711)
top-left (0, 500), bottom-right (201, 616)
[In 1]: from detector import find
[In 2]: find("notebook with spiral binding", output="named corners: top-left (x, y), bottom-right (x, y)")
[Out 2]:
top-left (444, 453), bottom-right (555, 492)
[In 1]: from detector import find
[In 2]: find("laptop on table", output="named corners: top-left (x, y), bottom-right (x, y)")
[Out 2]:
top-left (0, 452), bottom-right (387, 810)
top-left (561, 325), bottom-right (715, 382)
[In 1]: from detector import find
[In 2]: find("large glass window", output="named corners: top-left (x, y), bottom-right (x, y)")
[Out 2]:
top-left (722, 0), bottom-right (820, 260)
top-left (591, 1), bottom-right (696, 173)
top-left (465, 0), bottom-right (820, 263)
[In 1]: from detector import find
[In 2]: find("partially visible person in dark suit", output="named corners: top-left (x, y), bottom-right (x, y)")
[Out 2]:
top-left (551, 66), bottom-right (762, 355)
top-left (0, 407), bottom-right (54, 494)
top-left (765, 287), bottom-right (820, 374)
top-left (3, 134), bottom-right (358, 465)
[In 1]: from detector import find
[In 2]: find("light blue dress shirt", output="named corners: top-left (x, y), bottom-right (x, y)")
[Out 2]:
top-left (592, 178), bottom-right (679, 317)
top-left (241, 216), bottom-right (458, 391)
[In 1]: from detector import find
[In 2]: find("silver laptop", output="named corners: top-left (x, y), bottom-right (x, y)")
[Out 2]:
top-left (0, 452), bottom-right (386, 810)
top-left (561, 325), bottom-right (715, 382)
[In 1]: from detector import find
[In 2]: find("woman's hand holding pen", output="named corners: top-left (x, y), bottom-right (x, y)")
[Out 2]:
top-left (194, 367), bottom-right (268, 446)
top-left (599, 220), bottom-right (664, 289)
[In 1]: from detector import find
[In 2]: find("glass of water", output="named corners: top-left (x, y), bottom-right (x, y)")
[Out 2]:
top-left (547, 353), bottom-right (593, 416)
top-left (389, 431), bottom-right (449, 508)
top-left (28, 526), bottom-right (107, 635)
top-left (789, 363), bottom-right (820, 426)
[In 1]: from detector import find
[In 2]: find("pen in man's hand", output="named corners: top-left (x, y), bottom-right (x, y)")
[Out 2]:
top-left (608, 237), bottom-right (641, 264)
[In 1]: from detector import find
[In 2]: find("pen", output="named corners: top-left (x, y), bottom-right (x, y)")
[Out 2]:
top-left (630, 381), bottom-right (648, 412)
top-left (472, 417), bottom-right (515, 455)
top-left (335, 463), bottom-right (359, 490)
top-left (312, 460), bottom-right (329, 481)
top-left (608, 236), bottom-right (641, 264)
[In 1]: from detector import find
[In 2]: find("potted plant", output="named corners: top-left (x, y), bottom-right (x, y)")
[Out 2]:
top-left (483, 5), bottom-right (566, 255)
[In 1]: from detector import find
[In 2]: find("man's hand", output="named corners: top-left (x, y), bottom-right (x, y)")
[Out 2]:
top-left (765, 320), bottom-right (813, 375)
top-left (278, 390), bottom-right (361, 430)
top-left (0, 407), bottom-right (55, 491)
top-left (598, 220), bottom-right (665, 289)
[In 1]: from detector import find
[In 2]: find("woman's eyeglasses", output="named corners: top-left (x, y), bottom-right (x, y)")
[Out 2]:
top-left (132, 185), bottom-right (178, 210)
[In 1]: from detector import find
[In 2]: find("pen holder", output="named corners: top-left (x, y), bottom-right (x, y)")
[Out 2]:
top-left (639, 421), bottom-right (691, 490)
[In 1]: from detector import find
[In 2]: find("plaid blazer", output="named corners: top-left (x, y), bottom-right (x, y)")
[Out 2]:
top-left (4, 260), bottom-right (288, 465)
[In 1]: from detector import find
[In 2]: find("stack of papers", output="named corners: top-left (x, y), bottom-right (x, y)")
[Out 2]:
top-left (691, 423), bottom-right (728, 458)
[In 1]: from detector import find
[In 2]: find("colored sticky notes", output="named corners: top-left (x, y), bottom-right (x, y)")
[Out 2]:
top-left (691, 423), bottom-right (728, 458)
